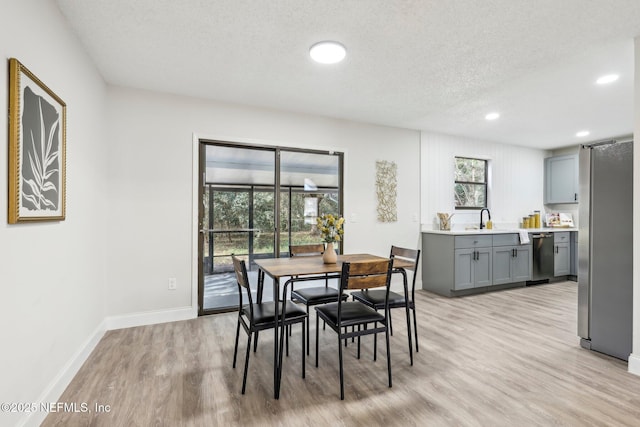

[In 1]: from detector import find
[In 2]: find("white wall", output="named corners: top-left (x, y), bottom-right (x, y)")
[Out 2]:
top-left (0, 1), bottom-right (109, 426)
top-left (106, 87), bottom-right (421, 317)
top-left (630, 36), bottom-right (640, 376)
top-left (420, 131), bottom-right (550, 230)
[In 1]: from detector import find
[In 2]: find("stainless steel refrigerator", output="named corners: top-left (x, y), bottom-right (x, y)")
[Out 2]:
top-left (578, 138), bottom-right (633, 361)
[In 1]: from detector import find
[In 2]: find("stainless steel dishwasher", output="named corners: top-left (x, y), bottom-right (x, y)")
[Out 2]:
top-left (530, 232), bottom-right (554, 283)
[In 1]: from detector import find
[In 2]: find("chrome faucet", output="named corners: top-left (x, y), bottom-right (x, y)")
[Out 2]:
top-left (479, 208), bottom-right (491, 229)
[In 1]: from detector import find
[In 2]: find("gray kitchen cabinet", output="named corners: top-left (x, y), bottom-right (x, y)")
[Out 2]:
top-left (454, 247), bottom-right (492, 289)
top-left (554, 232), bottom-right (571, 276)
top-left (492, 234), bottom-right (532, 285)
top-left (422, 232), bottom-right (535, 296)
top-left (544, 154), bottom-right (578, 204)
top-left (570, 231), bottom-right (578, 278)
top-left (512, 245), bottom-right (533, 282)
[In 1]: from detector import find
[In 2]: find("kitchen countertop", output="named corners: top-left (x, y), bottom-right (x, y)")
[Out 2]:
top-left (422, 228), bottom-right (578, 235)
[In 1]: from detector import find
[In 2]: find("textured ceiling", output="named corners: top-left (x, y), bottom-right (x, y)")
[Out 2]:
top-left (55, 0), bottom-right (640, 149)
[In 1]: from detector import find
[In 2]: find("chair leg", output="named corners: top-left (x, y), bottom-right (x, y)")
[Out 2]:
top-left (338, 334), bottom-right (345, 400)
top-left (413, 307), bottom-right (419, 352)
top-left (373, 323), bottom-right (378, 362)
top-left (232, 318), bottom-right (241, 368)
top-left (286, 323), bottom-right (290, 357)
top-left (306, 306), bottom-right (310, 356)
top-left (241, 333), bottom-right (252, 394)
top-left (253, 331), bottom-right (259, 352)
top-left (302, 320), bottom-right (306, 378)
top-left (385, 321), bottom-right (392, 388)
top-left (315, 314), bottom-right (320, 367)
top-left (357, 324), bottom-right (361, 359)
top-left (389, 311), bottom-right (393, 336)
top-left (405, 304), bottom-right (414, 366)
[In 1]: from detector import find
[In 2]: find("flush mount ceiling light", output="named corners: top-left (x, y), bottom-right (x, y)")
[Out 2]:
top-left (309, 41), bottom-right (346, 64)
top-left (596, 74), bottom-right (619, 85)
top-left (576, 130), bottom-right (590, 137)
top-left (485, 112), bottom-right (500, 121)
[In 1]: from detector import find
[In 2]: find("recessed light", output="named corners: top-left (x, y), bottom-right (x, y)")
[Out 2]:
top-left (596, 74), bottom-right (619, 85)
top-left (485, 112), bottom-right (500, 121)
top-left (309, 41), bottom-right (346, 64)
top-left (576, 130), bottom-right (590, 137)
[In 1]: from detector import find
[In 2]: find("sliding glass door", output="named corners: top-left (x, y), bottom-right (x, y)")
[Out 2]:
top-left (198, 141), bottom-right (343, 314)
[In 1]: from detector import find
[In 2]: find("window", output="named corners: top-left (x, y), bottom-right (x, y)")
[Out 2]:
top-left (454, 157), bottom-right (487, 209)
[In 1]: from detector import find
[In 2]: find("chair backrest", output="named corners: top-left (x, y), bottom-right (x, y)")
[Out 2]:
top-left (289, 243), bottom-right (325, 257)
top-left (341, 259), bottom-right (393, 291)
top-left (232, 255), bottom-right (254, 308)
top-left (390, 246), bottom-right (420, 272)
top-left (390, 246), bottom-right (421, 301)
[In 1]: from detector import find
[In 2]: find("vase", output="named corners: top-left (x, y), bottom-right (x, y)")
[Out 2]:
top-left (323, 242), bottom-right (338, 264)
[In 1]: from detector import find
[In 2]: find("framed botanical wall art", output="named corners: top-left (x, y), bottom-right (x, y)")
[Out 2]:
top-left (8, 58), bottom-right (66, 223)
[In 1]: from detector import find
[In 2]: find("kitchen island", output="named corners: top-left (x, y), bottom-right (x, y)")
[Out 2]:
top-left (421, 228), bottom-right (577, 297)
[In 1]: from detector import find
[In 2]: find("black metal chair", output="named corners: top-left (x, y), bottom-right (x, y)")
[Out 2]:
top-left (289, 243), bottom-right (348, 355)
top-left (350, 246), bottom-right (421, 365)
top-left (231, 255), bottom-right (308, 394)
top-left (315, 258), bottom-right (394, 400)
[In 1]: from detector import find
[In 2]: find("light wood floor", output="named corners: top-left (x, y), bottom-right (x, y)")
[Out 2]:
top-left (43, 281), bottom-right (640, 426)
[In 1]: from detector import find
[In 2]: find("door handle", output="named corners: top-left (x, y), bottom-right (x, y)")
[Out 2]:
top-left (514, 248), bottom-right (518, 257)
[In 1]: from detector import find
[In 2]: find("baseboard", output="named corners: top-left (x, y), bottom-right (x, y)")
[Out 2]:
top-left (17, 306), bottom-right (196, 426)
top-left (105, 306), bottom-right (197, 330)
top-left (628, 353), bottom-right (640, 376)
top-left (19, 320), bottom-right (107, 427)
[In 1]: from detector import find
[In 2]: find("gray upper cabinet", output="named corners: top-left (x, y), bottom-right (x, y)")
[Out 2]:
top-left (544, 154), bottom-right (578, 204)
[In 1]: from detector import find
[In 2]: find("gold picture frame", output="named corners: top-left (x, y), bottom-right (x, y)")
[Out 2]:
top-left (8, 58), bottom-right (66, 223)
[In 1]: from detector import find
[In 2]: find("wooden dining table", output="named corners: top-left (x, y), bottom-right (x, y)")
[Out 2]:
top-left (254, 253), bottom-right (414, 399)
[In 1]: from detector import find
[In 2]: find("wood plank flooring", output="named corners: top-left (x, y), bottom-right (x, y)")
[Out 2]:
top-left (43, 281), bottom-right (640, 426)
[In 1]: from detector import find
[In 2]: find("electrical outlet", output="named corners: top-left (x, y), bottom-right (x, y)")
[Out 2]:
top-left (168, 277), bottom-right (177, 290)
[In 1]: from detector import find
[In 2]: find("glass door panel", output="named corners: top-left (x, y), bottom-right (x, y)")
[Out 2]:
top-left (200, 144), bottom-right (275, 313)
top-left (279, 150), bottom-right (341, 255)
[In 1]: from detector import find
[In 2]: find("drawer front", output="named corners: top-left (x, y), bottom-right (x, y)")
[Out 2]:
top-left (554, 232), bottom-right (570, 243)
top-left (455, 235), bottom-right (493, 249)
top-left (492, 233), bottom-right (519, 247)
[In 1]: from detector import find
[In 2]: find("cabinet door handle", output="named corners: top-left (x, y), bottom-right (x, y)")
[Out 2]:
top-left (511, 248), bottom-right (515, 257)
top-left (515, 248), bottom-right (518, 257)
top-left (575, 193), bottom-right (577, 201)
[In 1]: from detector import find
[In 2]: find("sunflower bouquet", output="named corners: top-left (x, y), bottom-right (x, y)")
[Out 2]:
top-left (316, 214), bottom-right (345, 243)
